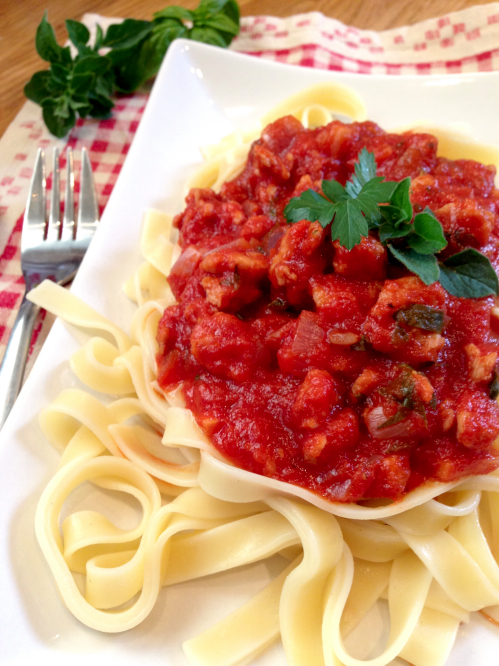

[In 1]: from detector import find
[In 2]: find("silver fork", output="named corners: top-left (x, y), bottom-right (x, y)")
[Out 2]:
top-left (0, 147), bottom-right (99, 429)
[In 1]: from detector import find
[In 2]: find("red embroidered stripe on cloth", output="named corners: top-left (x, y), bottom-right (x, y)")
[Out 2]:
top-left (2, 5), bottom-right (499, 373)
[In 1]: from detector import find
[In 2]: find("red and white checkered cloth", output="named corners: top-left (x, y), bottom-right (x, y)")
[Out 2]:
top-left (2, 3), bottom-right (499, 374)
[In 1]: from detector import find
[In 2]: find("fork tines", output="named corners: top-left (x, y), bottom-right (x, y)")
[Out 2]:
top-left (25, 147), bottom-right (99, 246)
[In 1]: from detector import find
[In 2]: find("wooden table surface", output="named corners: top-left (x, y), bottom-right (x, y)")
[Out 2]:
top-left (1, 0), bottom-right (497, 139)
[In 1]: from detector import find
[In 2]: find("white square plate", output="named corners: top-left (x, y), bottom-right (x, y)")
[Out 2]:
top-left (2, 39), bottom-right (499, 666)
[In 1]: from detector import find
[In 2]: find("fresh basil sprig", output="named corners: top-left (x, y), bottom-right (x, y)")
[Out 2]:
top-left (25, 0), bottom-right (240, 137)
top-left (104, 0), bottom-right (239, 93)
top-left (284, 148), bottom-right (499, 299)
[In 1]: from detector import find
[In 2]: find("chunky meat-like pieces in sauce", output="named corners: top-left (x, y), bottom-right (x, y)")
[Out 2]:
top-left (302, 409), bottom-right (360, 462)
top-left (362, 364), bottom-right (434, 441)
top-left (157, 116), bottom-right (499, 503)
top-left (200, 238), bottom-right (268, 311)
top-left (292, 369), bottom-right (341, 429)
top-left (310, 273), bottom-right (380, 331)
top-left (191, 312), bottom-right (269, 381)
top-left (333, 235), bottom-right (387, 281)
top-left (363, 277), bottom-right (447, 365)
top-left (269, 220), bottom-right (328, 306)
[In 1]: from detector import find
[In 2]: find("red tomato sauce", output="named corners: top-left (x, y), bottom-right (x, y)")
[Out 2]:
top-left (156, 117), bottom-right (499, 503)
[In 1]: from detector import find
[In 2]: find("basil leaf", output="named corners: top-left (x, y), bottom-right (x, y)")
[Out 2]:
top-left (379, 221), bottom-right (412, 244)
top-left (284, 189), bottom-right (334, 226)
top-left (194, 0), bottom-right (240, 33)
top-left (66, 19), bottom-right (90, 50)
top-left (408, 209), bottom-right (447, 255)
top-left (29, 0), bottom-right (241, 140)
top-left (321, 179), bottom-right (347, 203)
top-left (151, 19), bottom-right (188, 55)
top-left (439, 248), bottom-right (499, 298)
top-left (103, 19), bottom-right (153, 49)
top-left (190, 26), bottom-right (228, 47)
top-left (24, 71), bottom-right (52, 104)
top-left (109, 34), bottom-right (163, 92)
top-left (153, 6), bottom-right (194, 21)
top-left (200, 13), bottom-right (240, 38)
top-left (94, 24), bottom-right (104, 51)
top-left (74, 54), bottom-right (111, 76)
top-left (195, 0), bottom-right (233, 18)
top-left (36, 13), bottom-right (63, 63)
top-left (331, 199), bottom-right (368, 250)
top-left (388, 246), bottom-right (440, 285)
top-left (221, 0), bottom-right (240, 24)
top-left (389, 177), bottom-right (412, 221)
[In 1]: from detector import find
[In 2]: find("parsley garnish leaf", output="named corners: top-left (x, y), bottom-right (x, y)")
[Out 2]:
top-left (356, 192), bottom-right (382, 225)
top-left (284, 148), bottom-right (398, 248)
top-left (321, 179), bottom-right (348, 203)
top-left (284, 190), bottom-right (335, 226)
top-left (439, 249), bottom-right (499, 298)
top-left (330, 199), bottom-right (369, 250)
top-left (359, 176), bottom-right (397, 204)
top-left (346, 147), bottom-right (377, 196)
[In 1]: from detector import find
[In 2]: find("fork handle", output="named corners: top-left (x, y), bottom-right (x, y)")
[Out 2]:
top-left (0, 295), bottom-right (40, 430)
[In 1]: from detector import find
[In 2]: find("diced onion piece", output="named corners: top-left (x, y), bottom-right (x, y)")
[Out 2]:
top-left (292, 314), bottom-right (324, 355)
top-left (364, 405), bottom-right (413, 440)
top-left (328, 331), bottom-right (359, 346)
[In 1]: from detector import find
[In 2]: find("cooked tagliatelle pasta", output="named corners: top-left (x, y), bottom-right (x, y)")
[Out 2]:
top-left (28, 82), bottom-right (499, 666)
